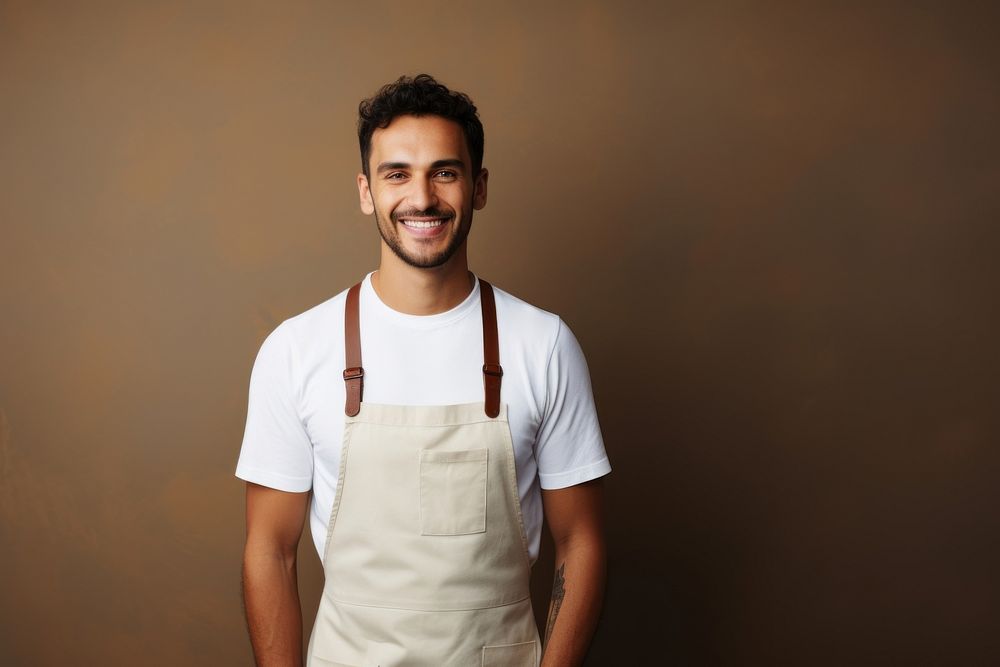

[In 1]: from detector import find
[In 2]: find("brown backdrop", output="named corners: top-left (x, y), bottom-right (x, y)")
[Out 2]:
top-left (2, 1), bottom-right (999, 665)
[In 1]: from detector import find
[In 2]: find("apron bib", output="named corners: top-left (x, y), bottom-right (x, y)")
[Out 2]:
top-left (306, 279), bottom-right (541, 667)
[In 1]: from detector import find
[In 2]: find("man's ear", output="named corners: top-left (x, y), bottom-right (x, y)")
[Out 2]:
top-left (357, 173), bottom-right (375, 215)
top-left (473, 167), bottom-right (489, 210)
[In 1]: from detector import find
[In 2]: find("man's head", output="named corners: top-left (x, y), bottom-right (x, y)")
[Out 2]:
top-left (356, 75), bottom-right (488, 270)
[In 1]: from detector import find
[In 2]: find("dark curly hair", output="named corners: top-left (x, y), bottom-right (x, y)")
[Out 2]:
top-left (357, 74), bottom-right (485, 178)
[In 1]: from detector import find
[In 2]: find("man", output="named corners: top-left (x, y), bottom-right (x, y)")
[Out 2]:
top-left (237, 74), bottom-right (610, 666)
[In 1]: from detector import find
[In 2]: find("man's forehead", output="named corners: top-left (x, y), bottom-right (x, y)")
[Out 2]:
top-left (370, 115), bottom-right (470, 160)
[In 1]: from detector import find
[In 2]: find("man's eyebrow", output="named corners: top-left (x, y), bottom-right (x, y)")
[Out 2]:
top-left (429, 159), bottom-right (466, 171)
top-left (376, 161), bottom-right (410, 174)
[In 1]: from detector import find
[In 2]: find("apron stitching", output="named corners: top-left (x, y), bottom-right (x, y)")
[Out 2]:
top-left (328, 593), bottom-right (532, 612)
top-left (503, 421), bottom-right (534, 569)
top-left (322, 422), bottom-right (355, 564)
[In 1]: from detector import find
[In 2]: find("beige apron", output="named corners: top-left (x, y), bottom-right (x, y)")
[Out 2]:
top-left (306, 279), bottom-right (541, 667)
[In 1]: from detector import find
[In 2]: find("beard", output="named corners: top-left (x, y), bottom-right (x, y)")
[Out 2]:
top-left (374, 206), bottom-right (473, 269)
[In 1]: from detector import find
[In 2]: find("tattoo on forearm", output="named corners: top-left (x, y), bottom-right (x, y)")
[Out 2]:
top-left (544, 563), bottom-right (566, 646)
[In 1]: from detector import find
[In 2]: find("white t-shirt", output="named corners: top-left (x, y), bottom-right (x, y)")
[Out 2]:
top-left (236, 272), bottom-right (611, 563)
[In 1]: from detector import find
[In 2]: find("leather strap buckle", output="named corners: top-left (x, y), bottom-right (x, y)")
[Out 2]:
top-left (482, 363), bottom-right (503, 377)
top-left (343, 367), bottom-right (364, 381)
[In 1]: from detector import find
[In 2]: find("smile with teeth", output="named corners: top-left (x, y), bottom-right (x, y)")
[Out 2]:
top-left (400, 218), bottom-right (448, 228)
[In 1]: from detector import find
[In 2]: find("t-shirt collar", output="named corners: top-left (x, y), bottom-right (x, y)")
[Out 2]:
top-left (360, 271), bottom-right (481, 330)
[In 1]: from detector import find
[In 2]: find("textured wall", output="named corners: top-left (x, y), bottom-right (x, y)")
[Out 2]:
top-left (2, 1), bottom-right (998, 664)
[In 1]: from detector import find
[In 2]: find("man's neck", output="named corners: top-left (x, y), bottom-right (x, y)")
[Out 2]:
top-left (371, 252), bottom-right (475, 316)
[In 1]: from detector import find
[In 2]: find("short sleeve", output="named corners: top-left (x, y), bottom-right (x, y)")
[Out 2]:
top-left (535, 318), bottom-right (612, 489)
top-left (235, 322), bottom-right (314, 492)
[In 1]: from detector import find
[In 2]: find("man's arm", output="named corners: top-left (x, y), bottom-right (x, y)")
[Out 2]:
top-left (242, 482), bottom-right (310, 667)
top-left (540, 477), bottom-right (607, 666)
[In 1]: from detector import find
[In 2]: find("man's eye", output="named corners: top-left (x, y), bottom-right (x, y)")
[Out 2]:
top-left (435, 170), bottom-right (456, 179)
top-left (386, 172), bottom-right (406, 180)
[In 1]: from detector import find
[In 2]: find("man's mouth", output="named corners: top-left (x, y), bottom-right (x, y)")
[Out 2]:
top-left (400, 218), bottom-right (447, 229)
top-left (396, 213), bottom-right (453, 238)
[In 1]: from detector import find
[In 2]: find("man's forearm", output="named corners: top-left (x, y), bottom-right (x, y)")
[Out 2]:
top-left (541, 536), bottom-right (607, 666)
top-left (242, 545), bottom-right (303, 667)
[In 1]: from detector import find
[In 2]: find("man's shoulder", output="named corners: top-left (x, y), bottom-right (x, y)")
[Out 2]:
top-left (267, 285), bottom-right (351, 357)
top-left (286, 287), bottom-right (349, 328)
top-left (490, 281), bottom-right (564, 348)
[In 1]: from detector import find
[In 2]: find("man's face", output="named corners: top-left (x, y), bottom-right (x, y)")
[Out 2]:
top-left (357, 114), bottom-right (488, 269)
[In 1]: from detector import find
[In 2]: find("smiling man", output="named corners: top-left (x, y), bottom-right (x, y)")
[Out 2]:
top-left (363, 114), bottom-right (478, 270)
top-left (237, 74), bottom-right (610, 667)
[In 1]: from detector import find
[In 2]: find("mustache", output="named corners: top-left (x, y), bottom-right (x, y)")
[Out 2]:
top-left (391, 208), bottom-right (453, 221)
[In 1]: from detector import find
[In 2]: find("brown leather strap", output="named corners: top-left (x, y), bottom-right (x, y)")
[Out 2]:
top-left (343, 282), bottom-right (363, 416)
top-left (479, 279), bottom-right (503, 418)
top-left (343, 276), bottom-right (502, 418)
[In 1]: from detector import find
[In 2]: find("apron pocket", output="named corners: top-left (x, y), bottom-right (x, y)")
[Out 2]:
top-left (482, 640), bottom-right (538, 666)
top-left (419, 448), bottom-right (488, 535)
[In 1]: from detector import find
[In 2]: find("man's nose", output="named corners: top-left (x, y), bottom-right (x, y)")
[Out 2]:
top-left (407, 177), bottom-right (437, 211)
